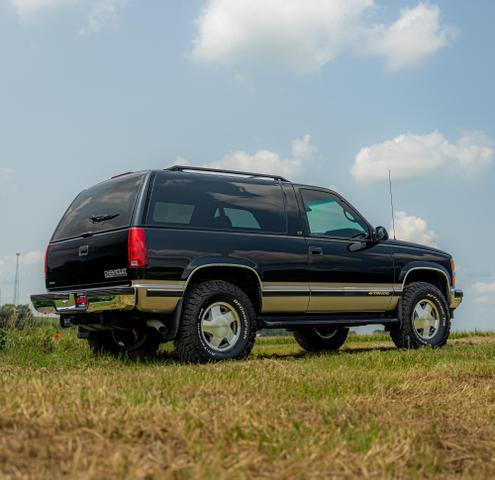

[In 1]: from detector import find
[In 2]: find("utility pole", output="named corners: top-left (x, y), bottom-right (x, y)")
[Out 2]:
top-left (13, 253), bottom-right (20, 305)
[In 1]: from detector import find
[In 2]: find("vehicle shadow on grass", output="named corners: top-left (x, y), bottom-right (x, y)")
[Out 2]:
top-left (116, 344), bottom-right (397, 365)
top-left (251, 345), bottom-right (396, 361)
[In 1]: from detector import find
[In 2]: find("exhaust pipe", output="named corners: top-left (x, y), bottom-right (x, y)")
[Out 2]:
top-left (146, 319), bottom-right (168, 336)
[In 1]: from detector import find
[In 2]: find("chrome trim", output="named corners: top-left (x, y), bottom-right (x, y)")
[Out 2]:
top-left (132, 282), bottom-right (185, 290)
top-left (261, 282), bottom-right (399, 313)
top-left (129, 280), bottom-right (185, 313)
top-left (402, 267), bottom-right (452, 303)
top-left (31, 286), bottom-right (136, 315)
top-left (146, 289), bottom-right (183, 297)
top-left (450, 288), bottom-right (463, 309)
top-left (263, 286), bottom-right (310, 292)
top-left (263, 283), bottom-right (399, 293)
top-left (310, 288), bottom-right (395, 293)
top-left (184, 263), bottom-right (263, 308)
top-left (402, 267), bottom-right (450, 290)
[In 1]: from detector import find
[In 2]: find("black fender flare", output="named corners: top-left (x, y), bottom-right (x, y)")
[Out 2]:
top-left (181, 256), bottom-right (263, 303)
top-left (398, 261), bottom-right (451, 298)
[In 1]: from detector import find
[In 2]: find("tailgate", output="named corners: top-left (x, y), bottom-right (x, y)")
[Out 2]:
top-left (46, 229), bottom-right (131, 290)
top-left (46, 172), bottom-right (147, 290)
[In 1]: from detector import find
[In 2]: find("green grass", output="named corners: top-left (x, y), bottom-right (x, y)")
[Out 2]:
top-left (1, 327), bottom-right (494, 479)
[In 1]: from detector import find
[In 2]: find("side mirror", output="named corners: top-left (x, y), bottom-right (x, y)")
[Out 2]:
top-left (375, 226), bottom-right (389, 242)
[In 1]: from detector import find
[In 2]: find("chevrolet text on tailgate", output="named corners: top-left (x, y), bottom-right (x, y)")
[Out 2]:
top-left (32, 166), bottom-right (463, 362)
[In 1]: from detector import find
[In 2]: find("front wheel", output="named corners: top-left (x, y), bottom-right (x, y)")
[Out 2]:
top-left (390, 281), bottom-right (450, 349)
top-left (175, 280), bottom-right (257, 363)
top-left (293, 327), bottom-right (349, 352)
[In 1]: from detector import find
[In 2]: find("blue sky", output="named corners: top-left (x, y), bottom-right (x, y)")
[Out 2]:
top-left (0, 0), bottom-right (494, 330)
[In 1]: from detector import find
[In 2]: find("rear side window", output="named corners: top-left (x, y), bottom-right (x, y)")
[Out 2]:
top-left (217, 208), bottom-right (261, 229)
top-left (153, 202), bottom-right (195, 224)
top-left (147, 174), bottom-right (287, 233)
top-left (52, 174), bottom-right (145, 241)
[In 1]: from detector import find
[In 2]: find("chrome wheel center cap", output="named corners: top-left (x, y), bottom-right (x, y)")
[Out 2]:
top-left (200, 301), bottom-right (241, 352)
top-left (412, 299), bottom-right (440, 340)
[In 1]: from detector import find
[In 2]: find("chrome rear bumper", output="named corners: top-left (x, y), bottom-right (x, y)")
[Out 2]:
top-left (31, 287), bottom-right (136, 315)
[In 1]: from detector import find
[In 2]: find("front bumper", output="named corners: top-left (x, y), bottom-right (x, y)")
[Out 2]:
top-left (450, 288), bottom-right (463, 309)
top-left (31, 286), bottom-right (136, 315)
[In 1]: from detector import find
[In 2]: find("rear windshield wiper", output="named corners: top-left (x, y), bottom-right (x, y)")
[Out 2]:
top-left (89, 213), bottom-right (120, 224)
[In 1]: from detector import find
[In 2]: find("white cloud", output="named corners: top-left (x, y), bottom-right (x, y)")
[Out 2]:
top-left (391, 211), bottom-right (438, 247)
top-left (9, 0), bottom-right (126, 34)
top-left (472, 280), bottom-right (495, 295)
top-left (192, 0), bottom-right (455, 73)
top-left (351, 131), bottom-right (494, 184)
top-left (79, 0), bottom-right (126, 35)
top-left (172, 156), bottom-right (190, 167)
top-left (206, 134), bottom-right (316, 179)
top-left (474, 295), bottom-right (492, 305)
top-left (192, 0), bottom-right (371, 73)
top-left (363, 3), bottom-right (457, 70)
top-left (472, 280), bottom-right (495, 305)
top-left (442, 131), bottom-right (494, 171)
top-left (0, 251), bottom-right (44, 305)
top-left (10, 0), bottom-right (75, 17)
top-left (0, 251), bottom-right (43, 283)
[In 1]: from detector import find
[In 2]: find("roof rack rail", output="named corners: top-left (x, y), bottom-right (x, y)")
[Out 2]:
top-left (166, 165), bottom-right (290, 182)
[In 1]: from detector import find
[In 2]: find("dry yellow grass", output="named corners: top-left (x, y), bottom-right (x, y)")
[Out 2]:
top-left (0, 330), bottom-right (494, 479)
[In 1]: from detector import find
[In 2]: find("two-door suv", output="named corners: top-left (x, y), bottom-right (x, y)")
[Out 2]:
top-left (32, 166), bottom-right (463, 362)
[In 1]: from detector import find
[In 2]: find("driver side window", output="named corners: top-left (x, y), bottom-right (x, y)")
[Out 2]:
top-left (301, 189), bottom-right (368, 239)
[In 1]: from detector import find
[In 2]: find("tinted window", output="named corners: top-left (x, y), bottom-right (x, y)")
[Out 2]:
top-left (301, 189), bottom-right (368, 238)
top-left (153, 202), bottom-right (195, 225)
top-left (215, 208), bottom-right (261, 229)
top-left (147, 174), bottom-right (286, 233)
top-left (52, 174), bottom-right (145, 241)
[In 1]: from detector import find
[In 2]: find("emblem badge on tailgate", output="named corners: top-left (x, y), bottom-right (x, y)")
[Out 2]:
top-left (104, 268), bottom-right (128, 279)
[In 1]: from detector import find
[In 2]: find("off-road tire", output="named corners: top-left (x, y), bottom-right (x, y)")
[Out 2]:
top-left (175, 280), bottom-right (257, 363)
top-left (390, 281), bottom-right (450, 349)
top-left (87, 329), bottom-right (160, 359)
top-left (293, 327), bottom-right (349, 352)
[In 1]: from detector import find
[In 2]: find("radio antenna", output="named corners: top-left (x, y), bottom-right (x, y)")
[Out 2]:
top-left (388, 170), bottom-right (396, 240)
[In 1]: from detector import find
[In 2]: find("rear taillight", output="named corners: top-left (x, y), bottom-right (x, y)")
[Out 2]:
top-left (128, 227), bottom-right (147, 268)
top-left (44, 245), bottom-right (49, 279)
top-left (451, 258), bottom-right (456, 287)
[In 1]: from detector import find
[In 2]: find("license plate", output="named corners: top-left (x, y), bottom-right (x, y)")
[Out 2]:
top-left (74, 292), bottom-right (88, 310)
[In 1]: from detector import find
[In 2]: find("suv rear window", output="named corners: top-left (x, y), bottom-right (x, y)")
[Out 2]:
top-left (52, 173), bottom-right (145, 241)
top-left (147, 173), bottom-right (287, 233)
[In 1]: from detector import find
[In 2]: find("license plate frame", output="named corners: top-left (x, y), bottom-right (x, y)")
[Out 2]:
top-left (74, 292), bottom-right (88, 310)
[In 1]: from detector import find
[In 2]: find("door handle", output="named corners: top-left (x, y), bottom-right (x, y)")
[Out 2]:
top-left (79, 245), bottom-right (89, 257)
top-left (309, 246), bottom-right (323, 255)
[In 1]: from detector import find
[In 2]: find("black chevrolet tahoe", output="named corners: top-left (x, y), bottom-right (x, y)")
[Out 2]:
top-left (32, 166), bottom-right (463, 362)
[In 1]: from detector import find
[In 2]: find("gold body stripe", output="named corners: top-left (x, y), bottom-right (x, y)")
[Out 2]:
top-left (131, 280), bottom-right (400, 314)
top-left (261, 282), bottom-right (399, 313)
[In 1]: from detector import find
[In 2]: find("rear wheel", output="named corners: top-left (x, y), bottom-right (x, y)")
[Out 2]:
top-left (293, 327), bottom-right (349, 352)
top-left (87, 328), bottom-right (160, 359)
top-left (390, 281), bottom-right (450, 349)
top-left (175, 280), bottom-right (257, 363)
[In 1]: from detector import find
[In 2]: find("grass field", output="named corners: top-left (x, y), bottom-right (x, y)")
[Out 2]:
top-left (1, 328), bottom-right (494, 479)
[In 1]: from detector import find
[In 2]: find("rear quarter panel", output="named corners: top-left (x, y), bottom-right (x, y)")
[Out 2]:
top-left (144, 228), bottom-right (309, 284)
